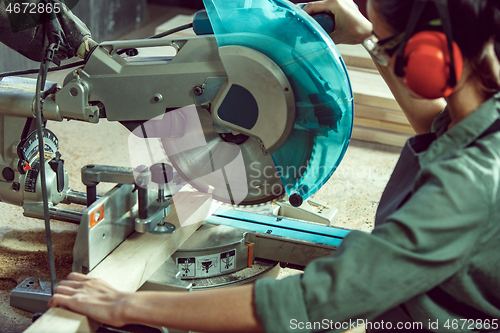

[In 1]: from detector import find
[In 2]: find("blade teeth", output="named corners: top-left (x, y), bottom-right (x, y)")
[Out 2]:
top-left (231, 194), bottom-right (286, 208)
top-left (213, 194), bottom-right (286, 208)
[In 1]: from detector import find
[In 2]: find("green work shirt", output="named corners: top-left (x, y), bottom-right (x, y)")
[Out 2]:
top-left (254, 92), bottom-right (500, 333)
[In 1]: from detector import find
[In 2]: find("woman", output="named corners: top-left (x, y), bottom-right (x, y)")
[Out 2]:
top-left (49, 0), bottom-right (500, 332)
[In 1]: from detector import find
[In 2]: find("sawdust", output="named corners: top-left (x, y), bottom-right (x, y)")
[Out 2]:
top-left (0, 278), bottom-right (17, 292)
top-left (0, 221), bottom-right (78, 333)
top-left (0, 229), bottom-right (77, 283)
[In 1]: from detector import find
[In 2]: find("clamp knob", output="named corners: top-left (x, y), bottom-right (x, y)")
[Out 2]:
top-left (134, 165), bottom-right (151, 220)
top-left (150, 163), bottom-right (174, 203)
top-left (289, 193), bottom-right (303, 207)
top-left (150, 163), bottom-right (173, 185)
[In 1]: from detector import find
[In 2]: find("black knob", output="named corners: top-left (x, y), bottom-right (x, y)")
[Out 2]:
top-left (125, 48), bottom-right (139, 56)
top-left (49, 152), bottom-right (65, 193)
top-left (289, 193), bottom-right (303, 207)
top-left (150, 163), bottom-right (173, 185)
top-left (2, 167), bottom-right (14, 182)
top-left (12, 182), bottom-right (20, 191)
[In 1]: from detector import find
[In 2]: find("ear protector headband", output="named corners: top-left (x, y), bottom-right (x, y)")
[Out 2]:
top-left (394, 0), bottom-right (463, 99)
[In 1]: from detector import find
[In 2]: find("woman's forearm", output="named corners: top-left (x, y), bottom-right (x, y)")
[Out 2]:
top-left (121, 284), bottom-right (265, 333)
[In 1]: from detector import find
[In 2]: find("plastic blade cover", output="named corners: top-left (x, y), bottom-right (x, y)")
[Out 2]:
top-left (203, 0), bottom-right (354, 201)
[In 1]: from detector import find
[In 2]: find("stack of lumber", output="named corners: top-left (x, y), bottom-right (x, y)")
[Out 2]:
top-left (336, 44), bottom-right (414, 147)
top-left (155, 16), bottom-right (413, 147)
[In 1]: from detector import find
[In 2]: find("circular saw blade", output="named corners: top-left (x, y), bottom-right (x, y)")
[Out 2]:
top-left (162, 107), bottom-right (285, 206)
top-left (204, 0), bottom-right (354, 202)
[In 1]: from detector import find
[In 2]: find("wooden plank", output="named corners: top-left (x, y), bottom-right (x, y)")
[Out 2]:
top-left (24, 308), bottom-right (97, 333)
top-left (25, 191), bottom-right (214, 333)
top-left (353, 116), bottom-right (415, 135)
top-left (336, 44), bottom-right (377, 70)
top-left (348, 69), bottom-right (402, 111)
top-left (351, 126), bottom-right (411, 148)
top-left (346, 65), bottom-right (380, 75)
top-left (87, 192), bottom-right (214, 292)
top-left (354, 104), bottom-right (410, 125)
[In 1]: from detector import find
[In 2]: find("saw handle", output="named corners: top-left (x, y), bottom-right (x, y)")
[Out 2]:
top-left (297, 3), bottom-right (335, 34)
top-left (311, 12), bottom-right (335, 34)
top-left (193, 7), bottom-right (335, 35)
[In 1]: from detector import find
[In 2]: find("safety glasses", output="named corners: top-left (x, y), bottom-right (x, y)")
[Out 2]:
top-left (362, 31), bottom-right (405, 67)
top-left (363, 18), bottom-right (445, 68)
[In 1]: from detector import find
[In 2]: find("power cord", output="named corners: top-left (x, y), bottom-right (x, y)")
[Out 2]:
top-left (117, 22), bottom-right (194, 55)
top-left (34, 19), bottom-right (63, 296)
top-left (0, 60), bottom-right (86, 79)
top-left (0, 22), bottom-right (195, 77)
top-left (149, 22), bottom-right (193, 39)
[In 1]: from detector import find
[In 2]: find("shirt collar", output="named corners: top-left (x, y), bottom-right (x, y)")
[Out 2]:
top-left (418, 92), bottom-right (500, 165)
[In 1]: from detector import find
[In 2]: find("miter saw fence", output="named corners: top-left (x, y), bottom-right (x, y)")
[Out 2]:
top-left (202, 0), bottom-right (354, 206)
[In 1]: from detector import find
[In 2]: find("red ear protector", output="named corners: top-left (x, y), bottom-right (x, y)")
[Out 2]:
top-left (394, 0), bottom-right (463, 99)
top-left (403, 31), bottom-right (463, 99)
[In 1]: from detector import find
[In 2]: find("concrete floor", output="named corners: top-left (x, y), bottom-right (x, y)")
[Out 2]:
top-left (0, 4), bottom-right (402, 333)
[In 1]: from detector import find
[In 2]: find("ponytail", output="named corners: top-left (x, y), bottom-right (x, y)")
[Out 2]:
top-left (494, 3), bottom-right (500, 61)
top-left (491, 1), bottom-right (500, 92)
top-left (491, 0), bottom-right (500, 59)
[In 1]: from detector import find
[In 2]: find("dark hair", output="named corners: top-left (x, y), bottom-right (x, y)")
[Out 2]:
top-left (374, 0), bottom-right (500, 93)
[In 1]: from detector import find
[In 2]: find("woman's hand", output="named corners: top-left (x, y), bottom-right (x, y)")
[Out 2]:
top-left (303, 0), bottom-right (372, 44)
top-left (49, 273), bottom-right (264, 332)
top-left (48, 272), bottom-right (131, 327)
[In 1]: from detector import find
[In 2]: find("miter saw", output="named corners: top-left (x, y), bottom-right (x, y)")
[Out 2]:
top-left (3, 0), bottom-right (354, 314)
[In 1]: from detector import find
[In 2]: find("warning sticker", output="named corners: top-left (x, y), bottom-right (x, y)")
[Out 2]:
top-left (177, 257), bottom-right (196, 278)
top-left (196, 254), bottom-right (219, 277)
top-left (176, 249), bottom-right (237, 278)
top-left (220, 250), bottom-right (236, 273)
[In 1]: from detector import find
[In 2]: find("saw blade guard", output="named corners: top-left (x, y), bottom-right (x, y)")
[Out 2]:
top-left (203, 0), bottom-right (354, 202)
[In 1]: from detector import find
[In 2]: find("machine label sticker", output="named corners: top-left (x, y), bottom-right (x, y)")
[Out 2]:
top-left (24, 162), bottom-right (39, 193)
top-left (220, 250), bottom-right (236, 273)
top-left (196, 254), bottom-right (219, 278)
top-left (177, 257), bottom-right (196, 278)
top-left (176, 249), bottom-right (237, 278)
